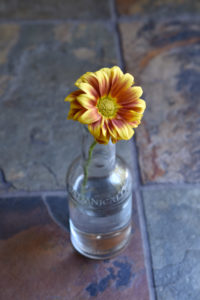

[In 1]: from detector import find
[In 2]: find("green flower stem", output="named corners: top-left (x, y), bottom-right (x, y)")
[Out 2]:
top-left (83, 140), bottom-right (97, 187)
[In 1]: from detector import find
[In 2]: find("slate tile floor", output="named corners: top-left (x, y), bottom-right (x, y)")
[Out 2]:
top-left (0, 0), bottom-right (199, 299)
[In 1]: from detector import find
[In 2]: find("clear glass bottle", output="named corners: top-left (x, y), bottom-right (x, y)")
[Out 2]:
top-left (67, 126), bottom-right (132, 259)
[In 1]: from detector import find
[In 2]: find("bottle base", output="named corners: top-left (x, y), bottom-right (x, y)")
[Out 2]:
top-left (70, 221), bottom-right (132, 260)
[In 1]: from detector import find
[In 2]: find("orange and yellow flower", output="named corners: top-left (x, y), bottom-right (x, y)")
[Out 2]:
top-left (65, 66), bottom-right (146, 144)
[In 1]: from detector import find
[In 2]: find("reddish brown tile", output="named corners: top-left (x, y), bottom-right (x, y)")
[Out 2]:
top-left (0, 196), bottom-right (149, 299)
top-left (116, 0), bottom-right (200, 17)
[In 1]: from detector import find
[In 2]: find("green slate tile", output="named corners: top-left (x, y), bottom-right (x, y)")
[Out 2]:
top-left (142, 187), bottom-right (200, 300)
top-left (0, 23), bottom-right (119, 191)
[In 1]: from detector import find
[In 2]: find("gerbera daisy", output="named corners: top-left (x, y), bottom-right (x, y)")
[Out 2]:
top-left (65, 66), bottom-right (146, 144)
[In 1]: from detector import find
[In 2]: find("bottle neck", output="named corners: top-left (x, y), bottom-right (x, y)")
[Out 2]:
top-left (82, 126), bottom-right (116, 178)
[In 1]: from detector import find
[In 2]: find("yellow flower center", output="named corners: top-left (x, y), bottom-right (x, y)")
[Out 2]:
top-left (97, 97), bottom-right (117, 118)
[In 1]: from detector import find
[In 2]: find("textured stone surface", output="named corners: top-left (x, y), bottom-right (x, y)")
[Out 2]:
top-left (142, 187), bottom-right (200, 300)
top-left (120, 19), bottom-right (200, 183)
top-left (0, 23), bottom-right (137, 192)
top-left (0, 195), bottom-right (149, 300)
top-left (0, 0), bottom-right (110, 20)
top-left (116, 0), bottom-right (200, 17)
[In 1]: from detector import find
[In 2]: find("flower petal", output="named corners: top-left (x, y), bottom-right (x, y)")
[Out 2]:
top-left (111, 119), bottom-right (134, 140)
top-left (76, 72), bottom-right (100, 96)
top-left (88, 119), bottom-right (101, 138)
top-left (106, 119), bottom-right (119, 141)
top-left (121, 99), bottom-right (146, 113)
top-left (116, 86), bottom-right (143, 105)
top-left (131, 99), bottom-right (146, 113)
top-left (100, 118), bottom-right (108, 136)
top-left (77, 94), bottom-right (96, 109)
top-left (96, 134), bottom-right (110, 144)
top-left (95, 69), bottom-right (111, 97)
top-left (129, 120), bottom-right (141, 128)
top-left (110, 68), bottom-right (134, 98)
top-left (64, 90), bottom-right (82, 102)
top-left (100, 68), bottom-right (111, 78)
top-left (67, 109), bottom-right (77, 120)
top-left (88, 119), bottom-right (110, 144)
top-left (68, 107), bottom-right (85, 120)
top-left (70, 99), bottom-right (83, 109)
top-left (77, 107), bottom-right (101, 124)
top-left (117, 108), bottom-right (144, 123)
top-left (110, 66), bottom-right (123, 83)
top-left (75, 82), bottom-right (99, 100)
top-left (67, 99), bottom-right (85, 120)
top-left (132, 86), bottom-right (143, 98)
top-left (72, 110), bottom-right (85, 121)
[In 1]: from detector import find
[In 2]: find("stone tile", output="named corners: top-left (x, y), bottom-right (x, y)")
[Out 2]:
top-left (0, 195), bottom-right (149, 299)
top-left (45, 195), bottom-right (69, 231)
top-left (0, 0), bottom-right (110, 20)
top-left (0, 196), bottom-right (50, 239)
top-left (116, 0), bottom-right (200, 17)
top-left (120, 19), bottom-right (200, 183)
top-left (142, 187), bottom-right (200, 300)
top-left (0, 23), bottom-right (134, 192)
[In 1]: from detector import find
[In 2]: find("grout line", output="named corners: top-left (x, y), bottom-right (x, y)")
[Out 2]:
top-left (132, 139), bottom-right (157, 300)
top-left (118, 14), bottom-right (200, 23)
top-left (0, 181), bottom-right (199, 198)
top-left (109, 0), bottom-right (157, 297)
top-left (0, 180), bottom-right (200, 198)
top-left (140, 182), bottom-right (200, 189)
top-left (131, 138), bottom-right (142, 188)
top-left (0, 19), bottom-right (113, 25)
top-left (109, 0), bottom-right (126, 71)
top-left (0, 189), bottom-right (67, 198)
top-left (135, 190), bottom-right (157, 300)
top-left (0, 12), bottom-right (198, 25)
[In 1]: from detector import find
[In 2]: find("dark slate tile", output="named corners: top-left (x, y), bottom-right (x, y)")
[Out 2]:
top-left (0, 0), bottom-right (110, 20)
top-left (0, 196), bottom-right (51, 239)
top-left (45, 195), bottom-right (69, 231)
